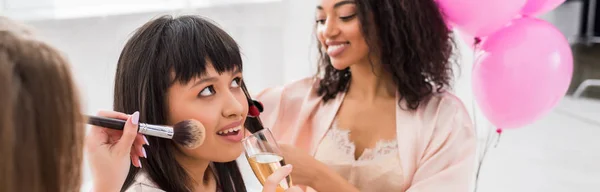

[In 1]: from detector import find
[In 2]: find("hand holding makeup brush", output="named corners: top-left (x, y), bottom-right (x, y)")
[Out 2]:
top-left (85, 111), bottom-right (148, 192)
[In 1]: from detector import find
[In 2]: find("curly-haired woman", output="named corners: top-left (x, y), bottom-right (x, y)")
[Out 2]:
top-left (249, 0), bottom-right (477, 191)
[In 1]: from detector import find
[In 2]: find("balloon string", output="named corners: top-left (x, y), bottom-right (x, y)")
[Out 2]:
top-left (474, 127), bottom-right (502, 192)
top-left (472, 37), bottom-right (493, 192)
top-left (472, 37), bottom-right (481, 192)
top-left (495, 128), bottom-right (502, 148)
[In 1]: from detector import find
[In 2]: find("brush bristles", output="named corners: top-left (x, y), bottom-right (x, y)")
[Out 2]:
top-left (173, 119), bottom-right (205, 149)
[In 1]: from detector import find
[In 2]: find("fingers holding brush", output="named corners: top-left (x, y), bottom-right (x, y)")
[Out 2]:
top-left (85, 110), bottom-right (144, 192)
top-left (130, 134), bottom-right (147, 161)
top-left (115, 111), bottom-right (140, 152)
top-left (86, 111), bottom-right (128, 148)
top-left (131, 153), bottom-right (142, 168)
top-left (88, 111), bottom-right (131, 146)
top-left (135, 133), bottom-right (149, 147)
top-left (132, 144), bottom-right (146, 164)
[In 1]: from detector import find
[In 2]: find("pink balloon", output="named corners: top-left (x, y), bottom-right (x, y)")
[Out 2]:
top-left (522, 0), bottom-right (565, 16)
top-left (472, 17), bottom-right (573, 129)
top-left (436, 0), bottom-right (526, 37)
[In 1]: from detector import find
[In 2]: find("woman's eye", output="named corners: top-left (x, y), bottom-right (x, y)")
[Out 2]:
top-left (198, 86), bottom-right (216, 97)
top-left (340, 14), bottom-right (356, 21)
top-left (231, 77), bottom-right (242, 88)
top-left (316, 19), bottom-right (326, 24)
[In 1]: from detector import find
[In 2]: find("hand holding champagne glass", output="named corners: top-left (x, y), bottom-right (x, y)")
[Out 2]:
top-left (263, 164), bottom-right (303, 192)
top-left (243, 128), bottom-right (294, 192)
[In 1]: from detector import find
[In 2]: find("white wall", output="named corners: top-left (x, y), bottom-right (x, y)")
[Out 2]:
top-left (22, 2), bottom-right (290, 115)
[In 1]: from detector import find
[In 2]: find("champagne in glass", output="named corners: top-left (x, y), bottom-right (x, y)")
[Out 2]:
top-left (243, 128), bottom-right (292, 191)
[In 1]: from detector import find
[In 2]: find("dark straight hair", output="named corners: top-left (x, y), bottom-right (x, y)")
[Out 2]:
top-left (115, 15), bottom-right (265, 192)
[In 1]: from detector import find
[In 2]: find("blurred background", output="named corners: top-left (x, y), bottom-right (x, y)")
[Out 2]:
top-left (2, 0), bottom-right (599, 191)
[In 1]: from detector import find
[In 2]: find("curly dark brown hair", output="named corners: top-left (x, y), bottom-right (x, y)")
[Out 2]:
top-left (316, 0), bottom-right (455, 110)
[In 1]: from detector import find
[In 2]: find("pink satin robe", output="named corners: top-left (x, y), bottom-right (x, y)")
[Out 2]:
top-left (253, 77), bottom-right (477, 192)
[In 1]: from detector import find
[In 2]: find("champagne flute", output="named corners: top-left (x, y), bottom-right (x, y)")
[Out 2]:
top-left (242, 128), bottom-right (292, 191)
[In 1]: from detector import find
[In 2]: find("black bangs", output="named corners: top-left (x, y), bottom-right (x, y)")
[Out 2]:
top-left (161, 15), bottom-right (243, 84)
top-left (115, 14), bottom-right (248, 192)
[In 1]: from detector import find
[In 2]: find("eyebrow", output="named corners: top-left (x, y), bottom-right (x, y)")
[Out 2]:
top-left (316, 0), bottom-right (355, 10)
top-left (190, 67), bottom-right (242, 89)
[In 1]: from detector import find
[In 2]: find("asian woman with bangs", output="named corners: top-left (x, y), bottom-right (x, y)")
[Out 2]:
top-left (112, 15), bottom-right (302, 192)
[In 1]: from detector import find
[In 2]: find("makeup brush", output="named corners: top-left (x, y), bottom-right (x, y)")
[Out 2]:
top-left (86, 115), bottom-right (206, 149)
